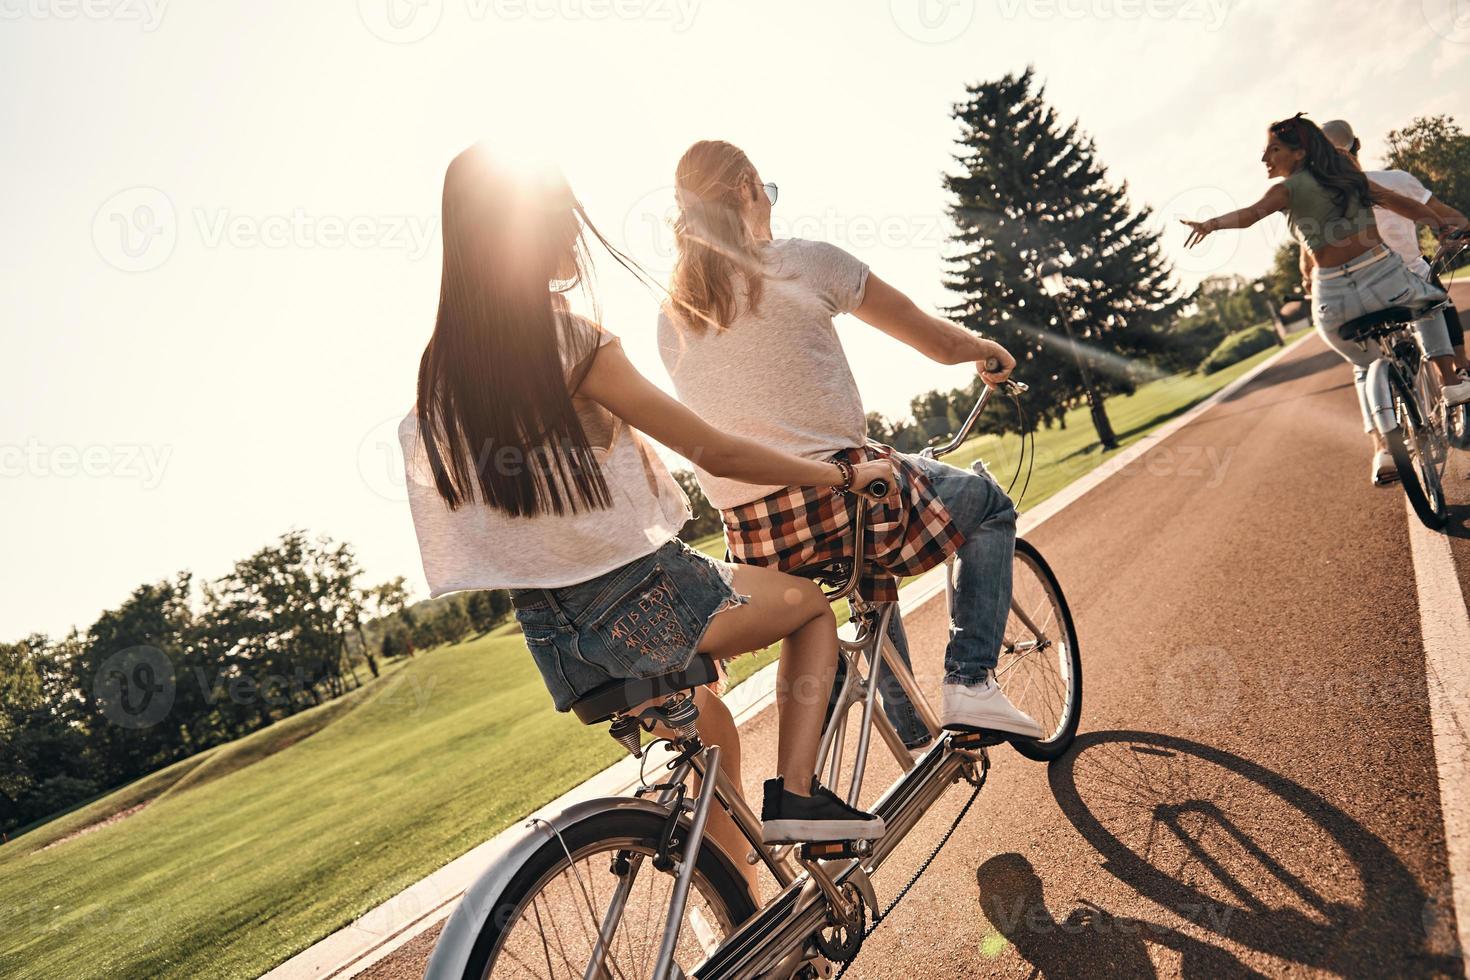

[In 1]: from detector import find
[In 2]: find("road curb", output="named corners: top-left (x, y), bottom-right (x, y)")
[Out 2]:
top-left (263, 334), bottom-right (1311, 979)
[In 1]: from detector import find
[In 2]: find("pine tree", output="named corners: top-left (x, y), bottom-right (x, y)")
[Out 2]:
top-left (944, 68), bottom-right (1184, 444)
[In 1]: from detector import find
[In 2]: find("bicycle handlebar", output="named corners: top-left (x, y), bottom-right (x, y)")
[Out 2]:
top-left (823, 375), bottom-right (1026, 603)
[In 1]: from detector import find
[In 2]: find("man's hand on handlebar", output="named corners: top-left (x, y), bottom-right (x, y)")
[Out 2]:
top-left (976, 340), bottom-right (1016, 389)
top-left (852, 458), bottom-right (898, 502)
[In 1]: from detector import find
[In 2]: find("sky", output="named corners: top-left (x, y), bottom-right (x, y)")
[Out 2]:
top-left (3, 0), bottom-right (1469, 640)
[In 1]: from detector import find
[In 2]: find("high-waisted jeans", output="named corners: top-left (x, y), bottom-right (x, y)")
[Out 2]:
top-left (1311, 245), bottom-right (1449, 432)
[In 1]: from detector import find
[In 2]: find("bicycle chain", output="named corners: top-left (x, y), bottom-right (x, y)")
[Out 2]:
top-left (828, 779), bottom-right (984, 980)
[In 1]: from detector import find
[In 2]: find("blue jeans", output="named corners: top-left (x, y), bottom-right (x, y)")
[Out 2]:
top-left (836, 453), bottom-right (1019, 747)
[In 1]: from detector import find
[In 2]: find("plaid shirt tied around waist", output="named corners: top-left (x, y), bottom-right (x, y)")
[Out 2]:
top-left (721, 445), bottom-right (965, 603)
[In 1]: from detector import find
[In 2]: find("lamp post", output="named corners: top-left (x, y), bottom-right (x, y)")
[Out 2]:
top-left (1254, 280), bottom-right (1288, 346)
top-left (1038, 258), bottom-right (1119, 451)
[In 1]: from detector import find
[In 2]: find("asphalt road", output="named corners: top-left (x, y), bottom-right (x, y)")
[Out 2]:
top-left (362, 311), bottom-right (1470, 979)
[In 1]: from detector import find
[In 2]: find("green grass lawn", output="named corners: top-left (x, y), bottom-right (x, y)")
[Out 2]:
top-left (0, 332), bottom-right (1304, 979)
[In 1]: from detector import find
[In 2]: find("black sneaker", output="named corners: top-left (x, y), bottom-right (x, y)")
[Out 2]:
top-left (759, 777), bottom-right (885, 844)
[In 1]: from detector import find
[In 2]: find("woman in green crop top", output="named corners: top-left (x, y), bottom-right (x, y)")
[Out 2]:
top-left (1181, 113), bottom-right (1468, 484)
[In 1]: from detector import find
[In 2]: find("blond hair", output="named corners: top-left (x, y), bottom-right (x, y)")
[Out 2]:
top-left (668, 140), bottom-right (767, 333)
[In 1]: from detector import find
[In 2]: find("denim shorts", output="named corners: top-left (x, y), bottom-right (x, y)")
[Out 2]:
top-left (512, 538), bottom-right (746, 712)
top-left (1312, 245), bottom-right (1446, 338)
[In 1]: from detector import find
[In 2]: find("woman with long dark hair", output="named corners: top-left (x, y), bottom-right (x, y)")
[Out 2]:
top-left (399, 145), bottom-right (892, 895)
top-left (1181, 114), bottom-right (1466, 483)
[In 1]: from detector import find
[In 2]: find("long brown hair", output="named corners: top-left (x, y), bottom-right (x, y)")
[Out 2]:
top-left (1270, 113), bottom-right (1373, 213)
top-left (415, 144), bottom-right (612, 517)
top-left (668, 140), bottom-right (769, 333)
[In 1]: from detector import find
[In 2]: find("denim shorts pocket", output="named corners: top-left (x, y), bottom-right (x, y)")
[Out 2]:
top-left (583, 564), bottom-right (703, 680)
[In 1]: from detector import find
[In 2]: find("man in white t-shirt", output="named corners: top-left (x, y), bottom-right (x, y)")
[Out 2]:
top-left (1312, 119), bottom-right (1470, 483)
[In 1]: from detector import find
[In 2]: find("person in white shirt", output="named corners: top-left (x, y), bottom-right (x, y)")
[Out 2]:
top-left (1313, 119), bottom-right (1470, 484)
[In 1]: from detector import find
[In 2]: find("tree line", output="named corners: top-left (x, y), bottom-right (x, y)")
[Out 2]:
top-left (0, 529), bottom-right (516, 837)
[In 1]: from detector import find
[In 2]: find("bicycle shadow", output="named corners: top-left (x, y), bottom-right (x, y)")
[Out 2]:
top-left (975, 852), bottom-right (1267, 978)
top-left (1043, 730), bottom-right (1462, 978)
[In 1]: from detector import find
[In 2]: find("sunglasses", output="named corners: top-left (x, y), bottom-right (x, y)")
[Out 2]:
top-left (762, 182), bottom-right (778, 206)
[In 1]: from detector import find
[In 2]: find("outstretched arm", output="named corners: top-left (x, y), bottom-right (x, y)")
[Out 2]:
top-left (852, 272), bottom-right (1016, 388)
top-left (577, 340), bottom-right (894, 496)
top-left (1371, 185), bottom-right (1450, 231)
top-left (1181, 183), bottom-right (1291, 248)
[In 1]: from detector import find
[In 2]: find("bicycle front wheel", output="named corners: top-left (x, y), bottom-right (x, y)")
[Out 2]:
top-left (997, 538), bottom-right (1082, 762)
top-left (1388, 366), bottom-right (1449, 531)
top-left (455, 809), bottom-right (757, 979)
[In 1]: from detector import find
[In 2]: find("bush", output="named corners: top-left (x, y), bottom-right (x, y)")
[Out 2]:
top-left (1199, 325), bottom-right (1276, 375)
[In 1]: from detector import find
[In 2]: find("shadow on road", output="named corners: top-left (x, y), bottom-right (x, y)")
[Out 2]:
top-left (976, 852), bottom-right (1266, 978)
top-left (1041, 730), bottom-right (1462, 978)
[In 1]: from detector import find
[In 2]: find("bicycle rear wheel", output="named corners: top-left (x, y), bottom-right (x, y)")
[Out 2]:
top-left (455, 809), bottom-right (757, 979)
top-left (1387, 366), bottom-right (1449, 531)
top-left (996, 538), bottom-right (1082, 762)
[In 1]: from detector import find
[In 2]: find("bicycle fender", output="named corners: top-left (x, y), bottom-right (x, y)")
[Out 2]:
top-left (424, 796), bottom-right (674, 980)
top-left (1365, 359), bottom-right (1398, 435)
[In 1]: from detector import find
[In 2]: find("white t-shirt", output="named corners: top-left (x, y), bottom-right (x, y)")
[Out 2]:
top-left (401, 316), bottom-right (691, 595)
top-left (657, 239), bottom-right (870, 510)
top-left (1367, 169), bottom-right (1433, 278)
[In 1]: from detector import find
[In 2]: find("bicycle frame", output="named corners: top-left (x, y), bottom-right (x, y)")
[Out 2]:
top-left (1360, 309), bottom-right (1446, 437)
top-left (431, 380), bottom-right (1038, 980)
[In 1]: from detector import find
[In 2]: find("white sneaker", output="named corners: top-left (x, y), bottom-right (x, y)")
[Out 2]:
top-left (941, 673), bottom-right (1044, 739)
top-left (1372, 449), bottom-right (1399, 486)
top-left (1443, 378), bottom-right (1470, 408)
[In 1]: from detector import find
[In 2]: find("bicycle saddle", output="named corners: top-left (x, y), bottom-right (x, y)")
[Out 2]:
top-left (568, 654), bottom-right (720, 725)
top-left (1337, 303), bottom-right (1442, 343)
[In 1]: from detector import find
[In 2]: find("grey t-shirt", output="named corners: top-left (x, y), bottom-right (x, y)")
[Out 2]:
top-left (657, 239), bottom-right (870, 509)
top-left (402, 315), bottom-right (691, 595)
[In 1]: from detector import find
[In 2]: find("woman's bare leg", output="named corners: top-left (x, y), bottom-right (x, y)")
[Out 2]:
top-left (698, 564), bottom-right (837, 795)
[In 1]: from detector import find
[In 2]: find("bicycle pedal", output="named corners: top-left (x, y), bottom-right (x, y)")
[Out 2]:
top-left (948, 729), bottom-right (1007, 748)
top-left (800, 840), bottom-right (871, 861)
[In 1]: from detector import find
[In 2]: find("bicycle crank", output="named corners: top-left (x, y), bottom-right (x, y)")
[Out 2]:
top-left (811, 881), bottom-right (867, 963)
